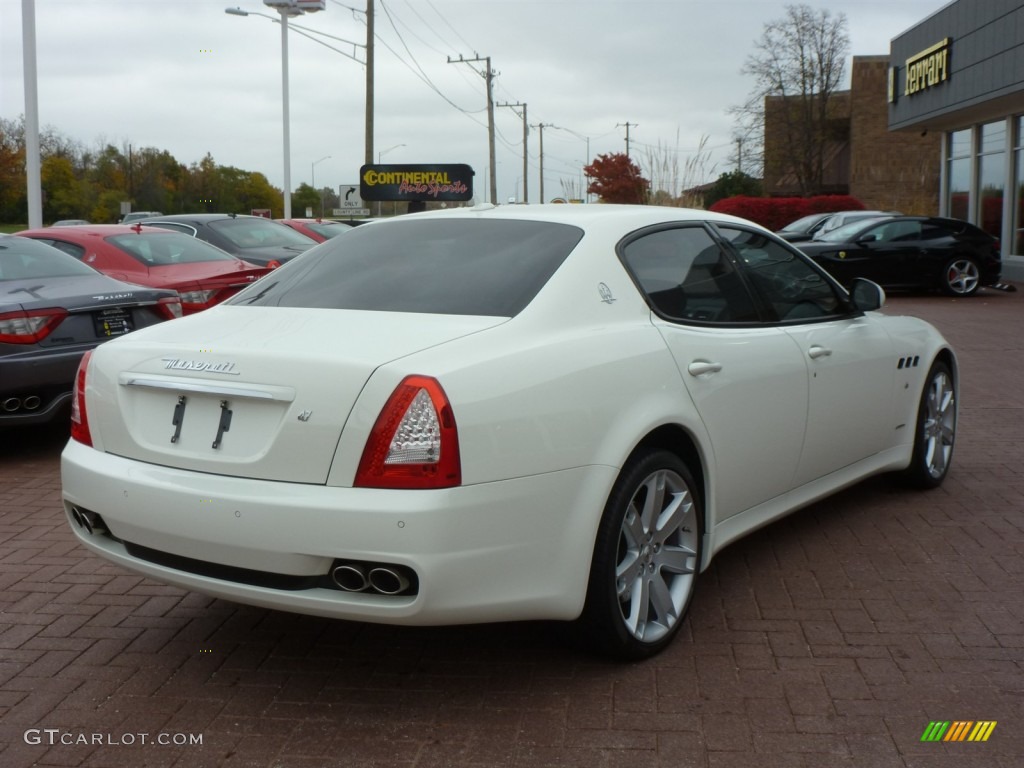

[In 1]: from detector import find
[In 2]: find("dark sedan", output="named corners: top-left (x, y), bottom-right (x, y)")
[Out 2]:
top-left (134, 213), bottom-right (317, 267)
top-left (1, 235), bottom-right (180, 427)
top-left (796, 216), bottom-right (1001, 296)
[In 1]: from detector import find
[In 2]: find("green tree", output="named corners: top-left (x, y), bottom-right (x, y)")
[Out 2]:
top-left (0, 117), bottom-right (26, 222)
top-left (41, 155), bottom-right (81, 221)
top-left (584, 152), bottom-right (650, 204)
top-left (703, 170), bottom-right (763, 208)
top-left (291, 183), bottom-right (320, 216)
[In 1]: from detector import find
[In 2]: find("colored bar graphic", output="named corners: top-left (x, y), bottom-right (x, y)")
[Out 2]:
top-left (944, 721), bottom-right (973, 741)
top-left (920, 720), bottom-right (996, 742)
top-left (968, 722), bottom-right (997, 742)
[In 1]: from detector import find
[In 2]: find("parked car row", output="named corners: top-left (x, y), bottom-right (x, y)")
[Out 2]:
top-left (775, 209), bottom-right (901, 242)
top-left (130, 213), bottom-right (318, 266)
top-left (2, 216), bottom-right (329, 430)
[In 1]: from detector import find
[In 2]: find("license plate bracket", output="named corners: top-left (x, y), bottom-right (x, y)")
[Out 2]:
top-left (94, 307), bottom-right (133, 337)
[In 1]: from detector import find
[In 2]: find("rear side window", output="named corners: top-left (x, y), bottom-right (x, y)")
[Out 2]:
top-left (620, 226), bottom-right (759, 323)
top-left (1, 237), bottom-right (97, 280)
top-left (229, 219), bottom-right (584, 317)
top-left (27, 237), bottom-right (86, 260)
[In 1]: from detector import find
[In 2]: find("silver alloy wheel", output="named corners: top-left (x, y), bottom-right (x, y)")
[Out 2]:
top-left (945, 258), bottom-right (980, 295)
top-left (615, 468), bottom-right (699, 643)
top-left (922, 368), bottom-right (956, 479)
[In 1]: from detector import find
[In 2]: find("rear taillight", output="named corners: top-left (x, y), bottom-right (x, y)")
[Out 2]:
top-left (70, 350), bottom-right (93, 446)
top-left (177, 289), bottom-right (220, 313)
top-left (0, 308), bottom-right (67, 344)
top-left (266, 260), bottom-right (282, 270)
top-left (155, 296), bottom-right (183, 320)
top-left (354, 375), bottom-right (461, 489)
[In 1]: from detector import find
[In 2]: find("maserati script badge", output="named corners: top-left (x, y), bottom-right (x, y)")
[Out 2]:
top-left (161, 358), bottom-right (240, 376)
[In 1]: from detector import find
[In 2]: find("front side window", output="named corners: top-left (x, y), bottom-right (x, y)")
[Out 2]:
top-left (716, 226), bottom-right (847, 323)
top-left (871, 220), bottom-right (923, 242)
top-left (620, 226), bottom-right (758, 323)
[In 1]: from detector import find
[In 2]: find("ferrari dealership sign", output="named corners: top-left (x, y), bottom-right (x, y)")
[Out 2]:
top-left (360, 164), bottom-right (474, 202)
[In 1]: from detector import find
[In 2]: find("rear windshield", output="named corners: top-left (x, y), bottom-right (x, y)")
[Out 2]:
top-left (302, 221), bottom-right (351, 239)
top-left (228, 218), bottom-right (583, 317)
top-left (1, 237), bottom-right (98, 280)
top-left (107, 232), bottom-right (238, 266)
top-left (209, 218), bottom-right (316, 249)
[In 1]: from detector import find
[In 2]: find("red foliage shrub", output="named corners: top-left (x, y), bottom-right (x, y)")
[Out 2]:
top-left (709, 194), bottom-right (865, 231)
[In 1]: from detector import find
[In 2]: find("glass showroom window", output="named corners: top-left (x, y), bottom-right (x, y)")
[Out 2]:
top-left (947, 129), bottom-right (971, 221)
top-left (1015, 116), bottom-right (1024, 256)
top-left (977, 121), bottom-right (1006, 239)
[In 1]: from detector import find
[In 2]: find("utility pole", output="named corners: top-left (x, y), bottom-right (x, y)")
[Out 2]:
top-left (532, 122), bottom-right (549, 203)
top-left (365, 0), bottom-right (374, 166)
top-left (498, 101), bottom-right (527, 203)
top-left (449, 54), bottom-right (497, 204)
top-left (617, 122), bottom-right (636, 158)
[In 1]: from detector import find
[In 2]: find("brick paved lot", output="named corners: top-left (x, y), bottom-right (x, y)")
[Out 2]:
top-left (1, 289), bottom-right (1022, 768)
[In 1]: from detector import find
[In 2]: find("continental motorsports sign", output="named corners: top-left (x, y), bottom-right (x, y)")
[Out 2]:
top-left (360, 164), bottom-right (474, 202)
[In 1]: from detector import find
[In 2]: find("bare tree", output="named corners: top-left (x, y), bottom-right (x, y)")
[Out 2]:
top-left (731, 4), bottom-right (849, 195)
top-left (640, 132), bottom-right (715, 208)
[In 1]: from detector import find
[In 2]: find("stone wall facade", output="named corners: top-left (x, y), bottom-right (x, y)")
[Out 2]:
top-left (849, 56), bottom-right (940, 215)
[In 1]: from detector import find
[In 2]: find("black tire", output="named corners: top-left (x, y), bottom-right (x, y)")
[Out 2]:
top-left (903, 359), bottom-right (956, 489)
top-left (577, 450), bottom-right (702, 660)
top-left (940, 257), bottom-right (980, 296)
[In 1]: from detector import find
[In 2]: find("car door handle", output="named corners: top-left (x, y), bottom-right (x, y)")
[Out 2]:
top-left (687, 360), bottom-right (722, 376)
top-left (808, 345), bottom-right (832, 359)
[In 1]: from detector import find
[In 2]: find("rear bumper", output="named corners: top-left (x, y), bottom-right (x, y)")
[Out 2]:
top-left (0, 345), bottom-right (88, 426)
top-left (61, 439), bottom-right (616, 625)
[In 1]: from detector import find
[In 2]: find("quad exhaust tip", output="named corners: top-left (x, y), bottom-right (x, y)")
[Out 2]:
top-left (2, 396), bottom-right (42, 412)
top-left (69, 506), bottom-right (107, 535)
top-left (330, 561), bottom-right (415, 595)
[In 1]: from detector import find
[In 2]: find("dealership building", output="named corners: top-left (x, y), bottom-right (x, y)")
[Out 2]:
top-left (762, 0), bottom-right (1023, 281)
top-left (889, 0), bottom-right (1024, 279)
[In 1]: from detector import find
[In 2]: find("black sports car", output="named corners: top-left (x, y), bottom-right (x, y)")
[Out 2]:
top-left (796, 216), bottom-right (1001, 296)
top-left (1, 235), bottom-right (180, 427)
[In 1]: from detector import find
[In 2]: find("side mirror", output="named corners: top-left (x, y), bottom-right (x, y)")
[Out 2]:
top-left (850, 278), bottom-right (885, 311)
top-left (857, 233), bottom-right (879, 244)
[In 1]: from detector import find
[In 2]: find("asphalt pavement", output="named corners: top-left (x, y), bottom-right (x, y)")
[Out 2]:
top-left (1, 288), bottom-right (1022, 768)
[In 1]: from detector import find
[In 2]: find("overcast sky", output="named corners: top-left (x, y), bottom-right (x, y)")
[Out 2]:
top-left (2, 0), bottom-right (949, 207)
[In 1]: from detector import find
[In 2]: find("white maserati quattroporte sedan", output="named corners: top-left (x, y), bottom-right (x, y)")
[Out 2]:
top-left (61, 204), bottom-right (957, 659)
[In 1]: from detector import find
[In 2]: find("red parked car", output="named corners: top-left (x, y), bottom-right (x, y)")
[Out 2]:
top-left (277, 218), bottom-right (353, 243)
top-left (17, 225), bottom-right (270, 314)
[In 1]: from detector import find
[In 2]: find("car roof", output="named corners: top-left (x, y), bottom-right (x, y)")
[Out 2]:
top-left (18, 224), bottom-right (194, 239)
top-left (136, 213), bottom-right (272, 223)
top-left (383, 203), bottom-right (770, 235)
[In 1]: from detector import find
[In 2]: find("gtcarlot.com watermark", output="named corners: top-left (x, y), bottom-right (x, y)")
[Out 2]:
top-left (24, 729), bottom-right (202, 747)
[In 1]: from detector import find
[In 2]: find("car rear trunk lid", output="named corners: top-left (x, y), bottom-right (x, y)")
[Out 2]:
top-left (88, 306), bottom-right (504, 484)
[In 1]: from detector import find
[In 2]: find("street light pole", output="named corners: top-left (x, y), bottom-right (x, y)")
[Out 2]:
top-left (226, 3), bottom-right (325, 219)
top-left (280, 11), bottom-right (292, 218)
top-left (312, 155), bottom-right (330, 217)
